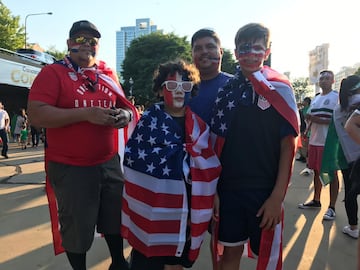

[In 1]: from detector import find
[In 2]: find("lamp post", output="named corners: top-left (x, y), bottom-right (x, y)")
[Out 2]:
top-left (129, 77), bottom-right (134, 97)
top-left (25, 12), bottom-right (53, 49)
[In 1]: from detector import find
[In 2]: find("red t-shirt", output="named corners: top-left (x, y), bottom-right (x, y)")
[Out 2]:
top-left (29, 63), bottom-right (122, 166)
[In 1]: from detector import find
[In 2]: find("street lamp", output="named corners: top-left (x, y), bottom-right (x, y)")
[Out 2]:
top-left (129, 77), bottom-right (134, 97)
top-left (24, 12), bottom-right (53, 48)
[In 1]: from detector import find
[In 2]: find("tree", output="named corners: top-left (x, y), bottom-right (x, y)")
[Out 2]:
top-left (45, 46), bottom-right (67, 61)
top-left (0, 1), bottom-right (24, 50)
top-left (355, 67), bottom-right (360, 76)
top-left (221, 49), bottom-right (237, 74)
top-left (122, 32), bottom-right (192, 106)
top-left (291, 77), bottom-right (313, 102)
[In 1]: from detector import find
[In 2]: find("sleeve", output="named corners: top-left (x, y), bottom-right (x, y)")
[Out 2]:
top-left (29, 65), bottom-right (62, 106)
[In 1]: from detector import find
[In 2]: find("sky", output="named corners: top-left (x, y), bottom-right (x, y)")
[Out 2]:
top-left (3, 0), bottom-right (360, 78)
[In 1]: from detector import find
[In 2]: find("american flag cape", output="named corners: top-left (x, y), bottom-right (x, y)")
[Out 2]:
top-left (121, 104), bottom-right (221, 262)
top-left (45, 61), bottom-right (138, 255)
top-left (210, 66), bottom-right (299, 270)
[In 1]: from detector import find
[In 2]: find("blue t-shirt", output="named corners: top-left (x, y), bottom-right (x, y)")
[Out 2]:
top-left (190, 72), bottom-right (233, 125)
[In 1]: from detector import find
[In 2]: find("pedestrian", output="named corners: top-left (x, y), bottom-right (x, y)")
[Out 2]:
top-left (27, 20), bottom-right (138, 270)
top-left (121, 60), bottom-right (221, 270)
top-left (189, 28), bottom-right (233, 125)
top-left (210, 23), bottom-right (299, 270)
top-left (20, 123), bottom-right (28, 150)
top-left (0, 101), bottom-right (10, 159)
top-left (13, 108), bottom-right (26, 144)
top-left (298, 70), bottom-right (340, 221)
top-left (189, 28), bottom-right (233, 269)
top-left (344, 79), bottom-right (360, 270)
top-left (322, 75), bottom-right (360, 238)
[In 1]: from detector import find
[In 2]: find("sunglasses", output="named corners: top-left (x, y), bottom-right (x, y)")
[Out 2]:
top-left (161, 80), bottom-right (193, 92)
top-left (71, 36), bottom-right (98, 46)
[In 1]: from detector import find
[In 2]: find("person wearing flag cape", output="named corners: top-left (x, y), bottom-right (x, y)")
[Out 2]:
top-left (210, 23), bottom-right (299, 270)
top-left (27, 20), bottom-right (137, 270)
top-left (121, 60), bottom-right (222, 269)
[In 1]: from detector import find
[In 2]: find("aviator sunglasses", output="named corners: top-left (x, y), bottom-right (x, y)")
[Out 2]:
top-left (161, 80), bottom-right (193, 92)
top-left (71, 36), bottom-right (98, 46)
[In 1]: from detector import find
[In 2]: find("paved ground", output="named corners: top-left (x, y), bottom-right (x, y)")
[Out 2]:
top-left (0, 142), bottom-right (358, 270)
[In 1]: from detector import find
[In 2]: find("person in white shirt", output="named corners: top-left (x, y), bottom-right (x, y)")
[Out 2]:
top-left (298, 70), bottom-right (339, 221)
top-left (0, 101), bottom-right (10, 158)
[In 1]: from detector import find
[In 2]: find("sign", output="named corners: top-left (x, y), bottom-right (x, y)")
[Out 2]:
top-left (0, 58), bottom-right (41, 88)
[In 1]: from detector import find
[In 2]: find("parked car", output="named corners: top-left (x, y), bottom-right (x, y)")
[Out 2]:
top-left (16, 49), bottom-right (56, 65)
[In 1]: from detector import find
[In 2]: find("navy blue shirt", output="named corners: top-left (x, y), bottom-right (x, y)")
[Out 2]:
top-left (190, 72), bottom-right (232, 125)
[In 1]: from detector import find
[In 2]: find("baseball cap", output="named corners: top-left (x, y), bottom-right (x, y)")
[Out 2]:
top-left (69, 20), bottom-right (101, 38)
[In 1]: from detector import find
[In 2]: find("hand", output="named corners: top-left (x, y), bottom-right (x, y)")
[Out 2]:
top-left (257, 196), bottom-right (282, 230)
top-left (111, 108), bottom-right (132, 129)
top-left (86, 107), bottom-right (121, 126)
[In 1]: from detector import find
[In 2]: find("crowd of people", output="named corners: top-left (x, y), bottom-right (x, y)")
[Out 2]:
top-left (0, 18), bottom-right (358, 270)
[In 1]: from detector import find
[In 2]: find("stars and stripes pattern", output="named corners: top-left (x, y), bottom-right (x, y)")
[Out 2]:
top-left (121, 103), bottom-right (221, 262)
top-left (210, 66), bottom-right (299, 270)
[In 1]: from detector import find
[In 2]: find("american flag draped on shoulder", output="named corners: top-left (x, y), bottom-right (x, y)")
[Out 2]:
top-left (121, 103), bottom-right (221, 262)
top-left (210, 66), bottom-right (299, 270)
top-left (46, 60), bottom-right (138, 255)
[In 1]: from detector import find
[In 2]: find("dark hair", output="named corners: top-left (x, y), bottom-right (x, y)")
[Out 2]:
top-left (319, 70), bottom-right (334, 78)
top-left (191, 28), bottom-right (221, 48)
top-left (303, 97), bottom-right (311, 105)
top-left (339, 75), bottom-right (360, 111)
top-left (235, 23), bottom-right (271, 49)
top-left (152, 60), bottom-right (200, 98)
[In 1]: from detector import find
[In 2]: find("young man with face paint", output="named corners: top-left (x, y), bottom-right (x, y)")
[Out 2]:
top-left (210, 23), bottom-right (299, 270)
top-left (27, 20), bottom-right (138, 270)
top-left (189, 29), bottom-right (233, 125)
top-left (121, 60), bottom-right (221, 270)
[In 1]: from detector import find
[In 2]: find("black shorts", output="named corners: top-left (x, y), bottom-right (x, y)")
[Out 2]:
top-left (218, 188), bottom-right (272, 255)
top-left (48, 154), bottom-right (124, 253)
top-left (129, 232), bottom-right (194, 269)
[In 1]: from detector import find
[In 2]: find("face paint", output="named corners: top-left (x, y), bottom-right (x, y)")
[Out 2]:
top-left (236, 42), bottom-right (267, 72)
top-left (162, 73), bottom-right (190, 115)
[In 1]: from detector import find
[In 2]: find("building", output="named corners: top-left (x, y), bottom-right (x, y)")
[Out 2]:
top-left (308, 43), bottom-right (329, 94)
top-left (334, 63), bottom-right (360, 91)
top-left (116, 18), bottom-right (160, 77)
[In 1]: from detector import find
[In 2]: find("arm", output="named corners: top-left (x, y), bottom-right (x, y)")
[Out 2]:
top-left (257, 135), bottom-right (296, 230)
top-left (27, 100), bottom-right (131, 129)
top-left (345, 110), bottom-right (360, 144)
top-left (307, 114), bottom-right (331, 125)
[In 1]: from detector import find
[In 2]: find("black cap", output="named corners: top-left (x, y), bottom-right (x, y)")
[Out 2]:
top-left (69, 20), bottom-right (101, 38)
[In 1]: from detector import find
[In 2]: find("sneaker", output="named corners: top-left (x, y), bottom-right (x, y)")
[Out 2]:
top-left (300, 167), bottom-right (312, 176)
top-left (298, 200), bottom-right (321, 209)
top-left (323, 208), bottom-right (336, 220)
top-left (342, 225), bottom-right (359, 239)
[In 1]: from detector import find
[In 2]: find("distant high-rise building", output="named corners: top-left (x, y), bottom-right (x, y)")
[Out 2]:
top-left (116, 18), bottom-right (160, 77)
top-left (308, 43), bottom-right (329, 94)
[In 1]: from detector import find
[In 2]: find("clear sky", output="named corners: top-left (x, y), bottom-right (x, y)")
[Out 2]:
top-left (3, 0), bottom-right (360, 78)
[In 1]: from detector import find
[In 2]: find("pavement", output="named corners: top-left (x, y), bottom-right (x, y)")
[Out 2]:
top-left (0, 142), bottom-right (357, 270)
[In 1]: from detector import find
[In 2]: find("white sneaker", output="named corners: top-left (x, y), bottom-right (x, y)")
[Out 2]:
top-left (342, 225), bottom-right (359, 239)
top-left (300, 167), bottom-right (312, 176)
top-left (323, 208), bottom-right (336, 220)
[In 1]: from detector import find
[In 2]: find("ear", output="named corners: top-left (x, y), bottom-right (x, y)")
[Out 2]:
top-left (158, 89), bottom-right (164, 97)
top-left (234, 48), bottom-right (239, 60)
top-left (264, 48), bottom-right (271, 60)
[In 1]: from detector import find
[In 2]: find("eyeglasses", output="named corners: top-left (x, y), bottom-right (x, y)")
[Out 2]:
top-left (161, 80), bottom-right (193, 92)
top-left (71, 36), bottom-right (98, 46)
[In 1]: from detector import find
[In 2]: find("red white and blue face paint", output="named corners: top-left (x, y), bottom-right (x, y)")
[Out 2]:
top-left (236, 41), bottom-right (268, 73)
top-left (162, 73), bottom-right (192, 115)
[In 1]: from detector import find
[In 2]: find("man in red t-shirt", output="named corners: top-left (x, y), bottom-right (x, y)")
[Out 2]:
top-left (28, 20), bottom-right (136, 270)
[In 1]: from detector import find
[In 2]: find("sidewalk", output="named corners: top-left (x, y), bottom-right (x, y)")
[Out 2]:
top-left (0, 143), bottom-right (357, 269)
